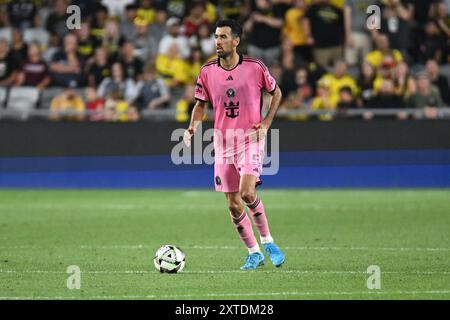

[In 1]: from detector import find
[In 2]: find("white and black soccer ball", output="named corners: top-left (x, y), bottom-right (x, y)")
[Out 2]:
top-left (153, 245), bottom-right (186, 273)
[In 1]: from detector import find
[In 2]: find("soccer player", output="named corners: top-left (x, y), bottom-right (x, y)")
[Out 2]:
top-left (184, 20), bottom-right (285, 270)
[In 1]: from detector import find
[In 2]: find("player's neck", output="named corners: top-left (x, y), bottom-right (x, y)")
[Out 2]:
top-left (220, 52), bottom-right (240, 71)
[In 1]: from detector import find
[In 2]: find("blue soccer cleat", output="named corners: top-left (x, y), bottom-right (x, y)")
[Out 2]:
top-left (240, 252), bottom-right (265, 270)
top-left (263, 243), bottom-right (285, 267)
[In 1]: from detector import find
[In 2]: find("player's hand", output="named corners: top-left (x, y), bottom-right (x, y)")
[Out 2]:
top-left (183, 126), bottom-right (196, 147)
top-left (252, 121), bottom-right (269, 140)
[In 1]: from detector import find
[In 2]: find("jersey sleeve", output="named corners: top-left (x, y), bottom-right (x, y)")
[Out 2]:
top-left (194, 68), bottom-right (209, 102)
top-left (259, 64), bottom-right (277, 94)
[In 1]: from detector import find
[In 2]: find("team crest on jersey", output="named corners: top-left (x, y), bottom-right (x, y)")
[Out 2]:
top-left (226, 88), bottom-right (235, 98)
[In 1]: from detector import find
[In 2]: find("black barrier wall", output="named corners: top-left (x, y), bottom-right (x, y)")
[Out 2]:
top-left (1, 120), bottom-right (450, 157)
top-left (1, 121), bottom-right (449, 188)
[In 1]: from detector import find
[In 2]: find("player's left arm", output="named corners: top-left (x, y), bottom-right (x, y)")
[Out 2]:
top-left (253, 85), bottom-right (282, 132)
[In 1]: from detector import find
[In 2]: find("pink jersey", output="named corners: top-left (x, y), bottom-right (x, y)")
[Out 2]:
top-left (195, 54), bottom-right (276, 157)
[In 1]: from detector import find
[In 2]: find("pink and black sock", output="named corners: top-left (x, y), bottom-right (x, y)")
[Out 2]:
top-left (231, 210), bottom-right (260, 253)
top-left (246, 196), bottom-right (274, 244)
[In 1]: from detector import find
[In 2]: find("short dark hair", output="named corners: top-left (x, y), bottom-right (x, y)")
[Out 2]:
top-left (339, 86), bottom-right (353, 95)
top-left (215, 19), bottom-right (242, 39)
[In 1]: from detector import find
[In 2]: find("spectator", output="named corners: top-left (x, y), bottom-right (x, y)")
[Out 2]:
top-left (372, 58), bottom-right (396, 93)
top-left (120, 3), bottom-right (139, 42)
top-left (269, 62), bottom-right (283, 85)
top-left (72, 0), bottom-right (101, 17)
top-left (137, 0), bottom-right (157, 25)
top-left (344, 0), bottom-right (373, 66)
top-left (156, 42), bottom-right (190, 89)
top-left (0, 10), bottom-right (9, 28)
top-left (204, 1), bottom-right (218, 23)
top-left (75, 21), bottom-right (96, 61)
top-left (305, 61), bottom-right (327, 94)
top-left (186, 47), bottom-right (204, 83)
top-left (434, 1), bottom-right (450, 39)
top-left (119, 41), bottom-right (144, 81)
top-left (365, 34), bottom-right (403, 69)
top-left (184, 0), bottom-right (211, 37)
top-left (392, 62), bottom-right (416, 99)
top-left (135, 65), bottom-right (171, 110)
top-left (133, 18), bottom-right (159, 63)
top-left (408, 71), bottom-right (443, 119)
top-left (85, 87), bottom-right (105, 121)
top-left (50, 85), bottom-right (85, 121)
top-left (283, 0), bottom-right (312, 66)
top-left (7, 0), bottom-right (38, 30)
top-left (11, 29), bottom-right (28, 66)
top-left (149, 8), bottom-right (169, 45)
top-left (357, 61), bottom-right (376, 106)
top-left (337, 86), bottom-right (359, 118)
top-left (368, 78), bottom-right (404, 108)
top-left (91, 5), bottom-right (109, 45)
top-left (311, 77), bottom-right (338, 121)
top-left (16, 42), bottom-right (51, 91)
top-left (416, 19), bottom-right (447, 64)
top-left (104, 89), bottom-right (140, 121)
top-left (189, 23), bottom-right (215, 59)
top-left (426, 58), bottom-right (450, 105)
top-left (374, 0), bottom-right (413, 60)
top-left (216, 0), bottom-right (251, 22)
top-left (46, 0), bottom-right (70, 46)
top-left (408, 0), bottom-right (436, 26)
top-left (158, 17), bottom-right (191, 59)
top-left (50, 33), bottom-right (84, 87)
top-left (101, 0), bottom-right (135, 17)
top-left (176, 84), bottom-right (197, 122)
top-left (243, 0), bottom-right (284, 66)
top-left (279, 52), bottom-right (297, 96)
top-left (304, 0), bottom-right (346, 68)
top-left (282, 67), bottom-right (313, 120)
top-left (0, 39), bottom-right (19, 87)
top-left (97, 62), bottom-right (139, 104)
top-left (317, 60), bottom-right (359, 105)
top-left (102, 19), bottom-right (125, 62)
top-left (366, 78), bottom-right (406, 120)
top-left (87, 47), bottom-right (111, 87)
top-left (164, 0), bottom-right (188, 18)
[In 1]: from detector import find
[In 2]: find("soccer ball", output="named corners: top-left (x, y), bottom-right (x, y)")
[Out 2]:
top-left (153, 245), bottom-right (186, 273)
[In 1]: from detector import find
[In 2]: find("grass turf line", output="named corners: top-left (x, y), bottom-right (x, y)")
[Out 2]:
top-left (0, 189), bottom-right (449, 300)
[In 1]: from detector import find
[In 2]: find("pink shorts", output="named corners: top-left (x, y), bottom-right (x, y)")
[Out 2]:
top-left (214, 147), bottom-right (264, 193)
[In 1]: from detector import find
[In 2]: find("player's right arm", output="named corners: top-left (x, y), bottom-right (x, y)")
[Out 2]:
top-left (187, 100), bottom-right (207, 135)
top-left (186, 67), bottom-right (210, 140)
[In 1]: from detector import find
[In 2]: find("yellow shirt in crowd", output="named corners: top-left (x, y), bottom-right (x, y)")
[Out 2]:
top-left (50, 94), bottom-right (85, 119)
top-left (155, 54), bottom-right (190, 86)
top-left (365, 50), bottom-right (404, 69)
top-left (311, 94), bottom-right (339, 121)
top-left (137, 8), bottom-right (156, 25)
top-left (305, 0), bottom-right (345, 8)
top-left (283, 7), bottom-right (308, 46)
top-left (318, 73), bottom-right (359, 103)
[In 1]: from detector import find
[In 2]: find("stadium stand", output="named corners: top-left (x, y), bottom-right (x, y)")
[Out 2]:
top-left (4, 86), bottom-right (40, 120)
top-left (0, 0), bottom-right (449, 121)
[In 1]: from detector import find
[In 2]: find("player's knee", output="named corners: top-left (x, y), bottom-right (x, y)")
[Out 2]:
top-left (240, 189), bottom-right (256, 204)
top-left (228, 202), bottom-right (242, 216)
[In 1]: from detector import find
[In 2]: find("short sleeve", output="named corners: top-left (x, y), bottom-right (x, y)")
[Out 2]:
top-left (194, 68), bottom-right (209, 102)
top-left (260, 65), bottom-right (277, 94)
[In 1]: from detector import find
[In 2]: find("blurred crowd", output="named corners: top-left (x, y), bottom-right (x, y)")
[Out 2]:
top-left (0, 0), bottom-right (449, 121)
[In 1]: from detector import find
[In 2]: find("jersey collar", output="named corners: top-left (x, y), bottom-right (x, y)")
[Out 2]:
top-left (218, 53), bottom-right (243, 71)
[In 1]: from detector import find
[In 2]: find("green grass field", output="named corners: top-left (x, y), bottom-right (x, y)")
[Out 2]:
top-left (0, 189), bottom-right (449, 300)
